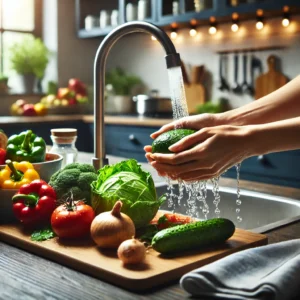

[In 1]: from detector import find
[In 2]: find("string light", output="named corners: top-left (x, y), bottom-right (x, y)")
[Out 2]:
top-left (256, 9), bottom-right (264, 30)
top-left (208, 16), bottom-right (217, 35)
top-left (231, 12), bottom-right (239, 32)
top-left (282, 6), bottom-right (290, 27)
top-left (170, 23), bottom-right (178, 40)
top-left (189, 19), bottom-right (198, 37)
top-left (170, 28), bottom-right (178, 39)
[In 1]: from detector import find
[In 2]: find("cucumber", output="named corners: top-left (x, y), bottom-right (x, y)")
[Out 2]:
top-left (151, 129), bottom-right (196, 154)
top-left (151, 218), bottom-right (235, 254)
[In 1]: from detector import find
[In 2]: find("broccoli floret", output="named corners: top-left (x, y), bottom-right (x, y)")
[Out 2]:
top-left (78, 172), bottom-right (98, 191)
top-left (64, 163), bottom-right (96, 173)
top-left (49, 163), bottom-right (97, 204)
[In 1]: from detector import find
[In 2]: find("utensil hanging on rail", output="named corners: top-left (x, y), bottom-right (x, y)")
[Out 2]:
top-left (218, 54), bottom-right (230, 91)
top-left (255, 55), bottom-right (288, 99)
top-left (232, 53), bottom-right (242, 94)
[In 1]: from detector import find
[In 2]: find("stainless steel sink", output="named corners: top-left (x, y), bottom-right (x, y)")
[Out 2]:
top-left (155, 182), bottom-right (300, 233)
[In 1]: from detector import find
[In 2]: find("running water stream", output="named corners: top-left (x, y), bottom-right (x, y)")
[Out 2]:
top-left (165, 66), bottom-right (242, 221)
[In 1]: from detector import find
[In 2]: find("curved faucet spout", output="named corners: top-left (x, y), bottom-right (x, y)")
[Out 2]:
top-left (93, 21), bottom-right (181, 170)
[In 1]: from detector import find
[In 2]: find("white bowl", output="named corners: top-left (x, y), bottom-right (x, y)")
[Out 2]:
top-left (0, 152), bottom-right (63, 183)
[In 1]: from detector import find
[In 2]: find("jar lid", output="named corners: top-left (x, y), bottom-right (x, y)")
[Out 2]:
top-left (51, 128), bottom-right (77, 137)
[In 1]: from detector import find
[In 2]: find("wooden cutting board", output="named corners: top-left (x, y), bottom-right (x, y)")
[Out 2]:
top-left (255, 55), bottom-right (288, 99)
top-left (0, 224), bottom-right (267, 291)
top-left (185, 83), bottom-right (206, 114)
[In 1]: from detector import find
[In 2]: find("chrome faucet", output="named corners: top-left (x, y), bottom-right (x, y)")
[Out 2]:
top-left (92, 21), bottom-right (181, 170)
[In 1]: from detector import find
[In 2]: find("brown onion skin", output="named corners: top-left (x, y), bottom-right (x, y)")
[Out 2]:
top-left (90, 201), bottom-right (135, 248)
top-left (117, 238), bottom-right (146, 265)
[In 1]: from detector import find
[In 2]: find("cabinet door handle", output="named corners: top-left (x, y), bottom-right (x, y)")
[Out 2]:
top-left (129, 134), bottom-right (140, 144)
top-left (257, 155), bottom-right (270, 166)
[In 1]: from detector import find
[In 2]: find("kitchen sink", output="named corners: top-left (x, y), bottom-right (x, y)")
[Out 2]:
top-left (155, 182), bottom-right (300, 233)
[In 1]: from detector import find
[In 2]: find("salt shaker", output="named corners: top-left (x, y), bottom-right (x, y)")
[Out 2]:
top-left (137, 0), bottom-right (148, 20)
top-left (49, 128), bottom-right (78, 167)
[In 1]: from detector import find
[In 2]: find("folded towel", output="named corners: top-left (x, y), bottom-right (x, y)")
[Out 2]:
top-left (180, 239), bottom-right (300, 300)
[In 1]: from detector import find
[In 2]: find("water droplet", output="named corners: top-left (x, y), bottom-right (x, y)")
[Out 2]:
top-left (236, 208), bottom-right (240, 213)
top-left (236, 199), bottom-right (242, 205)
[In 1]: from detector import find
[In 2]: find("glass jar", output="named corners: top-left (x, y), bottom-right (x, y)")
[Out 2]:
top-left (49, 128), bottom-right (78, 167)
top-left (137, 0), bottom-right (148, 20)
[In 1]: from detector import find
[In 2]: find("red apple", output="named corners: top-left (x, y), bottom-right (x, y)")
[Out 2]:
top-left (22, 104), bottom-right (37, 116)
top-left (68, 78), bottom-right (87, 95)
top-left (68, 98), bottom-right (77, 105)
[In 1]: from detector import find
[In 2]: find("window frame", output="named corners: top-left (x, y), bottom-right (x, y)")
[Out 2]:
top-left (0, 0), bottom-right (43, 74)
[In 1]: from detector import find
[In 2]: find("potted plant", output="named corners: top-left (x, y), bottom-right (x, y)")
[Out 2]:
top-left (0, 75), bottom-right (9, 94)
top-left (105, 67), bottom-right (143, 114)
top-left (9, 36), bottom-right (49, 93)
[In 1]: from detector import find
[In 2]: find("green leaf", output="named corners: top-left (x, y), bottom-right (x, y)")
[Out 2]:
top-left (138, 224), bottom-right (159, 243)
top-left (31, 227), bottom-right (56, 242)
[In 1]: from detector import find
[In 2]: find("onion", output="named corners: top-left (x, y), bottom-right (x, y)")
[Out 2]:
top-left (90, 201), bottom-right (135, 248)
top-left (117, 238), bottom-right (146, 265)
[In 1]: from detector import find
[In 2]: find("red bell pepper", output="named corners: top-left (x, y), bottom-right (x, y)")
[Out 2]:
top-left (0, 148), bottom-right (6, 165)
top-left (12, 179), bottom-right (57, 227)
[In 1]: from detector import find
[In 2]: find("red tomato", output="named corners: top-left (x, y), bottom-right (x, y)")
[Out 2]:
top-left (150, 212), bottom-right (193, 230)
top-left (51, 201), bottom-right (95, 239)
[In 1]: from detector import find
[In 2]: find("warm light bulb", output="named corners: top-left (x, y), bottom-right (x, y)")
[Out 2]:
top-left (170, 31), bottom-right (178, 39)
top-left (256, 21), bottom-right (264, 30)
top-left (189, 28), bottom-right (197, 37)
top-left (282, 18), bottom-right (290, 27)
top-left (209, 26), bottom-right (217, 35)
top-left (151, 35), bottom-right (157, 41)
top-left (231, 23), bottom-right (239, 32)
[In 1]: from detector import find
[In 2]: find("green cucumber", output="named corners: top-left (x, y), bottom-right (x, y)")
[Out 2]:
top-left (151, 218), bottom-right (235, 254)
top-left (151, 129), bottom-right (196, 154)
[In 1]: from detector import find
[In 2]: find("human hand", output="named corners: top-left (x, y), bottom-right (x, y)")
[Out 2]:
top-left (146, 125), bottom-right (254, 181)
top-left (150, 113), bottom-right (223, 139)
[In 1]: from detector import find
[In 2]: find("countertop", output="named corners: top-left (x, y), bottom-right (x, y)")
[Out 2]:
top-left (1, 153), bottom-right (300, 300)
top-left (0, 114), bottom-right (172, 127)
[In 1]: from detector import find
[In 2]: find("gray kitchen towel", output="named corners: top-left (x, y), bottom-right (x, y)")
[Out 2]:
top-left (180, 239), bottom-right (300, 300)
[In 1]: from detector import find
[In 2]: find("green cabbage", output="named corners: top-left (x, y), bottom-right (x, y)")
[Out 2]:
top-left (91, 159), bottom-right (165, 228)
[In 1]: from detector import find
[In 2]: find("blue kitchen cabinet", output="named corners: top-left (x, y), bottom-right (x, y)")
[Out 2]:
top-left (87, 123), bottom-right (300, 188)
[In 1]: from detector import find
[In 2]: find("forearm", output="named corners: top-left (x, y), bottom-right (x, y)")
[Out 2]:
top-left (247, 116), bottom-right (300, 156)
top-left (220, 75), bottom-right (300, 126)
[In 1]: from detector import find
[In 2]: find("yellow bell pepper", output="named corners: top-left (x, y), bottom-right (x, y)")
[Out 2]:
top-left (0, 160), bottom-right (40, 189)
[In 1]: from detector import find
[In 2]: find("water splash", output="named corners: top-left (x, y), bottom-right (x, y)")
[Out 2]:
top-left (163, 65), bottom-right (243, 221)
top-left (167, 66), bottom-right (189, 121)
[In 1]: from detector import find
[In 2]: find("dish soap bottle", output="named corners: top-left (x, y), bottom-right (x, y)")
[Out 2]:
top-left (49, 128), bottom-right (78, 167)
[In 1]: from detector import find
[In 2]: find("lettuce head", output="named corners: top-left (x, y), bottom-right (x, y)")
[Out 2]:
top-left (91, 159), bottom-right (165, 228)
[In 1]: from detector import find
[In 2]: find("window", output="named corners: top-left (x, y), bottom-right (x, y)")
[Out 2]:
top-left (0, 0), bottom-right (42, 76)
